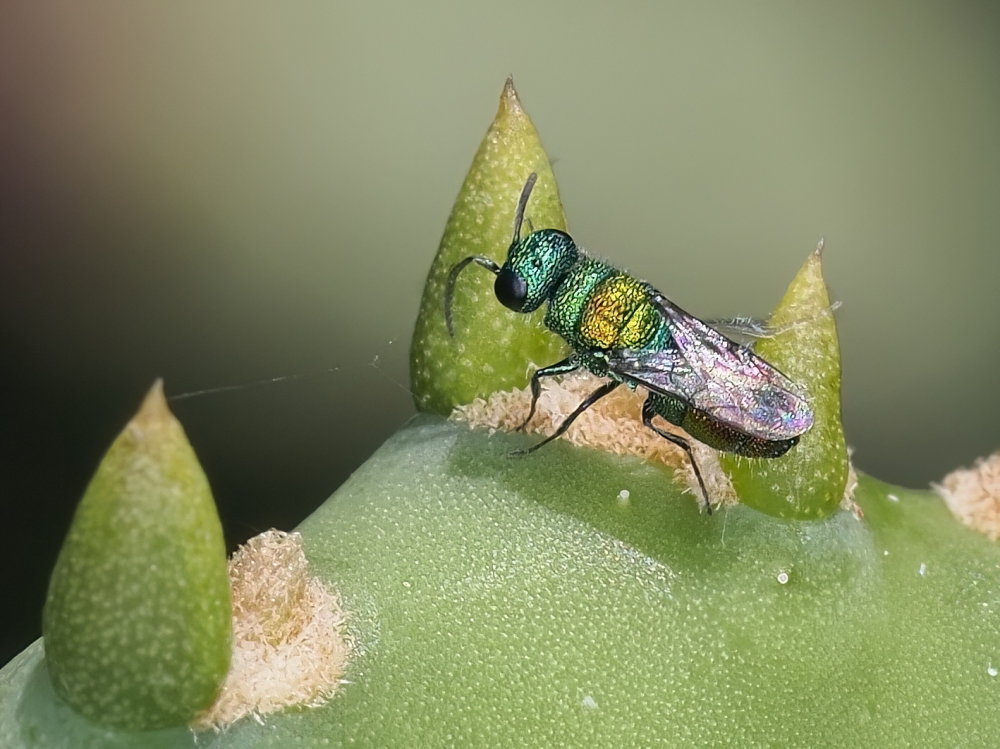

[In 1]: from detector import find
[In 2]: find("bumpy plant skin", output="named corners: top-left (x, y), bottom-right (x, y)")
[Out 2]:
top-left (39, 382), bottom-right (231, 731)
top-left (1, 81), bottom-right (997, 746)
top-left (2, 420), bottom-right (999, 746)
top-left (410, 78), bottom-right (569, 415)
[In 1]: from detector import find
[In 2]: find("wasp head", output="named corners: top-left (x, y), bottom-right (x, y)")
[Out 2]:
top-left (493, 172), bottom-right (578, 314)
top-left (496, 230), bottom-right (577, 313)
top-left (443, 173), bottom-right (579, 335)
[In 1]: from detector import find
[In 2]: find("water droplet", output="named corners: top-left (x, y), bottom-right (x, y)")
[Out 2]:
top-left (581, 695), bottom-right (598, 710)
top-left (617, 489), bottom-right (630, 505)
top-left (776, 570), bottom-right (790, 585)
top-left (887, 493), bottom-right (900, 503)
top-left (918, 563), bottom-right (927, 577)
top-left (988, 664), bottom-right (998, 678)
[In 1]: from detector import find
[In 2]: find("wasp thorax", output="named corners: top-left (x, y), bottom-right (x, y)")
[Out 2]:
top-left (498, 230), bottom-right (578, 313)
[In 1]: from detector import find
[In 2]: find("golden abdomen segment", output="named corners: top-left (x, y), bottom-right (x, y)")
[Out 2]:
top-left (579, 275), bottom-right (661, 350)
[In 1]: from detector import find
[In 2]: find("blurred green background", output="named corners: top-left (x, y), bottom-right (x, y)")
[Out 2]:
top-left (1, 2), bottom-right (998, 665)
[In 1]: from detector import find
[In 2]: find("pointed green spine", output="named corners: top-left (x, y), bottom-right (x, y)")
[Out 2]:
top-left (721, 243), bottom-right (849, 518)
top-left (42, 381), bottom-right (231, 729)
top-left (410, 78), bottom-right (569, 414)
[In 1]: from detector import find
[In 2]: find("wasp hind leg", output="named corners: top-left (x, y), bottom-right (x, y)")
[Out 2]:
top-left (511, 379), bottom-right (621, 456)
top-left (640, 396), bottom-right (713, 515)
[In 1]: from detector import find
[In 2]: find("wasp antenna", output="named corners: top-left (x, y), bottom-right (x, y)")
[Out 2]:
top-left (512, 172), bottom-right (538, 245)
top-left (443, 255), bottom-right (501, 337)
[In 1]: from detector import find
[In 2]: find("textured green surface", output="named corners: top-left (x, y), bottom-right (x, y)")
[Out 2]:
top-left (410, 78), bottom-right (569, 414)
top-left (722, 245), bottom-right (849, 518)
top-left (4, 417), bottom-right (997, 746)
top-left (40, 383), bottom-right (231, 730)
top-left (0, 72), bottom-right (991, 749)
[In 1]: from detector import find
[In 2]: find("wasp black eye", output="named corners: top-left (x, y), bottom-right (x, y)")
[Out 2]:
top-left (495, 267), bottom-right (528, 312)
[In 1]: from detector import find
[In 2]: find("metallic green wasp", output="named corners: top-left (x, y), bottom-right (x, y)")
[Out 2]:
top-left (444, 173), bottom-right (813, 513)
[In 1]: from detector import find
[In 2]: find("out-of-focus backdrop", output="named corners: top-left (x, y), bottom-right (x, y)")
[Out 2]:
top-left (2, 3), bottom-right (998, 664)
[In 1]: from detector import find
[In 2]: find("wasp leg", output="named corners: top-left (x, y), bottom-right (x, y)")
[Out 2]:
top-left (511, 379), bottom-right (620, 455)
top-left (443, 255), bottom-right (501, 337)
top-left (517, 357), bottom-right (581, 432)
top-left (640, 397), bottom-right (713, 515)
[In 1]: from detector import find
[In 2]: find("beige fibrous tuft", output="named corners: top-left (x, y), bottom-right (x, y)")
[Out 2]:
top-left (192, 530), bottom-right (350, 731)
top-left (935, 452), bottom-right (1000, 541)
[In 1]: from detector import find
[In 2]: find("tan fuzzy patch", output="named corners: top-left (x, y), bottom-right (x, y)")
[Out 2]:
top-left (842, 459), bottom-right (861, 517)
top-left (192, 530), bottom-right (350, 731)
top-left (451, 371), bottom-right (737, 507)
top-left (935, 452), bottom-right (1000, 541)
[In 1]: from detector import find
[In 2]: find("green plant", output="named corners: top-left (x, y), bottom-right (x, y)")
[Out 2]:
top-left (1, 79), bottom-right (997, 748)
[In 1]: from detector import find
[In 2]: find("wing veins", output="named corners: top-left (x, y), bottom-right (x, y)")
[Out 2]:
top-left (604, 293), bottom-right (812, 440)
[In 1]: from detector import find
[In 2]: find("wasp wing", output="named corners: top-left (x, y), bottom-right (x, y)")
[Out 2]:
top-left (605, 293), bottom-right (813, 441)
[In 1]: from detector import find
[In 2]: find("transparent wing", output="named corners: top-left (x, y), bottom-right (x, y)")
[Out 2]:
top-left (605, 293), bottom-right (813, 441)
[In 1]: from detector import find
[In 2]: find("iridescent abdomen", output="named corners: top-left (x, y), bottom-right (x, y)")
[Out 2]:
top-left (647, 392), bottom-right (800, 457)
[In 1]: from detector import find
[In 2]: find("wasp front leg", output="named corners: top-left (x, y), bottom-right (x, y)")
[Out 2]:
top-left (512, 379), bottom-right (622, 456)
top-left (517, 356), bottom-right (581, 432)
